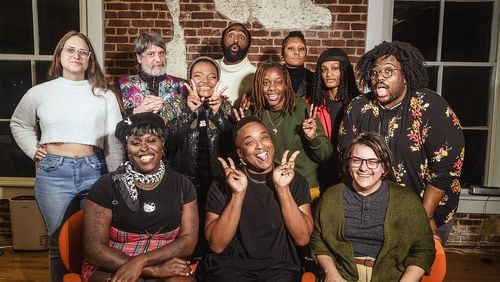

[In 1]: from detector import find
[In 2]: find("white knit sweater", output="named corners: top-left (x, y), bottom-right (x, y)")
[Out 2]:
top-left (10, 77), bottom-right (124, 171)
top-left (216, 57), bottom-right (256, 105)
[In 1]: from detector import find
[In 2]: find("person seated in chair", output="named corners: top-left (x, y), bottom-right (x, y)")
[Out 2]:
top-left (196, 116), bottom-right (313, 281)
top-left (310, 132), bottom-right (435, 282)
top-left (82, 112), bottom-right (198, 282)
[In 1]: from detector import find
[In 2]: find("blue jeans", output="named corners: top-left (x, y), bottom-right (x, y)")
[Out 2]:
top-left (35, 153), bottom-right (107, 282)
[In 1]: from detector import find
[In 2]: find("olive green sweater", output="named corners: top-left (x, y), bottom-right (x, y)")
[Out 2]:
top-left (310, 182), bottom-right (435, 282)
top-left (260, 98), bottom-right (333, 189)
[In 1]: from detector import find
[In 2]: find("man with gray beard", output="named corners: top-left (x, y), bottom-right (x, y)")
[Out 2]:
top-left (117, 31), bottom-right (187, 122)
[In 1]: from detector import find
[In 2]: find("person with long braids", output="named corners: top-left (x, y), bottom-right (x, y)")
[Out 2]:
top-left (247, 62), bottom-right (332, 200)
top-left (338, 41), bottom-right (465, 244)
top-left (311, 48), bottom-right (359, 190)
top-left (10, 31), bottom-right (124, 281)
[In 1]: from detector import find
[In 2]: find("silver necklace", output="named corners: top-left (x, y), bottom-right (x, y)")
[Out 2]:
top-left (266, 111), bottom-right (284, 135)
top-left (244, 168), bottom-right (270, 184)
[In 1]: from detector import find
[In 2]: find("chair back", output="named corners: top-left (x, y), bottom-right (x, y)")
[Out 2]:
top-left (422, 238), bottom-right (446, 282)
top-left (59, 209), bottom-right (84, 273)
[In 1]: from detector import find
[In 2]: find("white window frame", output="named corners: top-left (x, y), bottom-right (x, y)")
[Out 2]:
top-left (366, 0), bottom-right (500, 212)
top-left (0, 0), bottom-right (103, 195)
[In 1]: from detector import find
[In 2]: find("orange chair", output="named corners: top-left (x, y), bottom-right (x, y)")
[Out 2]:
top-left (59, 209), bottom-right (84, 282)
top-left (422, 238), bottom-right (446, 282)
top-left (58, 210), bottom-right (315, 282)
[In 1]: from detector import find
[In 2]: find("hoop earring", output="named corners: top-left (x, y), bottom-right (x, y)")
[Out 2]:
top-left (239, 157), bottom-right (247, 166)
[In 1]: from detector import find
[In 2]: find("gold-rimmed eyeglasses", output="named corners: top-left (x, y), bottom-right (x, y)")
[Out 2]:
top-left (369, 67), bottom-right (400, 79)
top-left (62, 47), bottom-right (91, 60)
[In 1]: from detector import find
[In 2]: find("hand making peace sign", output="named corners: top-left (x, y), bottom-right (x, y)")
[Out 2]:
top-left (302, 103), bottom-right (318, 139)
top-left (273, 150), bottom-right (300, 188)
top-left (185, 80), bottom-right (228, 114)
top-left (217, 157), bottom-right (247, 194)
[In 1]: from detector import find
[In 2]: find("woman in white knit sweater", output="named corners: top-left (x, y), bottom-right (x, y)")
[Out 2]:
top-left (10, 31), bottom-right (124, 281)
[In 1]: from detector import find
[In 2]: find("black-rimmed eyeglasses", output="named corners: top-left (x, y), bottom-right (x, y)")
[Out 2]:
top-left (348, 157), bottom-right (382, 169)
top-left (368, 67), bottom-right (400, 79)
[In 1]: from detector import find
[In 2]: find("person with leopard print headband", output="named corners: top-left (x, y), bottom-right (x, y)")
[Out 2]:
top-left (82, 112), bottom-right (198, 282)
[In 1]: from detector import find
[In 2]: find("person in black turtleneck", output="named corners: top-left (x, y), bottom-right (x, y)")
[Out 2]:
top-left (281, 31), bottom-right (314, 99)
top-left (166, 56), bottom-right (233, 259)
top-left (116, 31), bottom-right (188, 122)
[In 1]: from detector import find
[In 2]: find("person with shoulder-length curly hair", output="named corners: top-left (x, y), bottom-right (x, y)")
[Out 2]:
top-left (10, 31), bottom-right (124, 281)
top-left (246, 62), bottom-right (332, 200)
top-left (311, 48), bottom-right (360, 190)
top-left (338, 41), bottom-right (465, 244)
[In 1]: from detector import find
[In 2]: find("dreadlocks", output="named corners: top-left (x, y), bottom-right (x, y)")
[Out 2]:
top-left (311, 48), bottom-right (358, 107)
top-left (356, 41), bottom-right (429, 92)
top-left (251, 62), bottom-right (296, 118)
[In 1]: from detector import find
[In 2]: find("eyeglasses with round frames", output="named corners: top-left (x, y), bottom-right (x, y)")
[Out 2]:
top-left (62, 47), bottom-right (91, 60)
top-left (348, 156), bottom-right (382, 169)
top-left (369, 67), bottom-right (400, 79)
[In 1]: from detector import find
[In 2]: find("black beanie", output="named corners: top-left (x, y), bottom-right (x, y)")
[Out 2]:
top-left (317, 48), bottom-right (350, 66)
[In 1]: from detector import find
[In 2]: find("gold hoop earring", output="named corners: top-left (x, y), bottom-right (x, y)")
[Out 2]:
top-left (239, 157), bottom-right (247, 166)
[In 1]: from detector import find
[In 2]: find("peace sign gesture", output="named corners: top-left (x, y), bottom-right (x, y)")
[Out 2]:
top-left (206, 81), bottom-right (228, 114)
top-left (218, 157), bottom-right (247, 194)
top-left (273, 150), bottom-right (300, 188)
top-left (302, 103), bottom-right (318, 139)
top-left (185, 80), bottom-right (203, 112)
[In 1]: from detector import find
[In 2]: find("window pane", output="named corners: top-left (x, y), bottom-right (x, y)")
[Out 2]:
top-left (38, 0), bottom-right (79, 55)
top-left (427, 66), bottom-right (438, 92)
top-left (393, 1), bottom-right (440, 61)
top-left (35, 60), bottom-right (52, 84)
top-left (461, 130), bottom-right (487, 186)
top-left (442, 1), bottom-right (493, 62)
top-left (0, 0), bottom-right (33, 54)
top-left (0, 122), bottom-right (35, 177)
top-left (442, 67), bottom-right (490, 126)
top-left (0, 61), bottom-right (32, 119)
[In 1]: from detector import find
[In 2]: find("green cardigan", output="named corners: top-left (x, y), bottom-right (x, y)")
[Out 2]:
top-left (260, 98), bottom-right (333, 188)
top-left (310, 182), bottom-right (435, 282)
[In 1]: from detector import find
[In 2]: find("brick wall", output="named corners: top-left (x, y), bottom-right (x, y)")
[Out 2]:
top-left (447, 213), bottom-right (500, 247)
top-left (103, 0), bottom-right (367, 83)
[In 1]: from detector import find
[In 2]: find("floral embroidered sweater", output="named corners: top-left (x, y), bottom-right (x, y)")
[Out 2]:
top-left (338, 89), bottom-right (465, 227)
top-left (117, 72), bottom-right (187, 122)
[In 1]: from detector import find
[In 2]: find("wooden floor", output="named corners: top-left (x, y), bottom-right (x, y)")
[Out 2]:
top-left (0, 247), bottom-right (499, 281)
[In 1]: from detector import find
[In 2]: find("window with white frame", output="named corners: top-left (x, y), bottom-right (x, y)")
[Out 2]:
top-left (0, 0), bottom-right (81, 177)
top-left (392, 0), bottom-right (498, 186)
top-left (390, 0), bottom-right (499, 187)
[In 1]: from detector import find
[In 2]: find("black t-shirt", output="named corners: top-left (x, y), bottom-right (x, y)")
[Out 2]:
top-left (87, 169), bottom-right (197, 234)
top-left (202, 170), bottom-right (311, 272)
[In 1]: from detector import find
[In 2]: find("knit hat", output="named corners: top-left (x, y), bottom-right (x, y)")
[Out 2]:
top-left (187, 56), bottom-right (221, 80)
top-left (317, 48), bottom-right (350, 66)
top-left (115, 112), bottom-right (166, 144)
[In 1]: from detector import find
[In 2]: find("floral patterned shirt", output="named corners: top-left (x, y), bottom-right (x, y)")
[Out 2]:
top-left (117, 73), bottom-right (187, 122)
top-left (338, 89), bottom-right (465, 226)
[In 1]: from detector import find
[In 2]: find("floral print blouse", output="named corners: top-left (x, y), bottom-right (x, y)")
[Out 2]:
top-left (118, 73), bottom-right (187, 122)
top-left (338, 89), bottom-right (465, 227)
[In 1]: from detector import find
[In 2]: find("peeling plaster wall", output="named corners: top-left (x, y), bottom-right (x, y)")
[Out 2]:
top-left (103, 0), bottom-right (367, 83)
top-left (214, 0), bottom-right (332, 30)
top-left (165, 0), bottom-right (188, 78)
